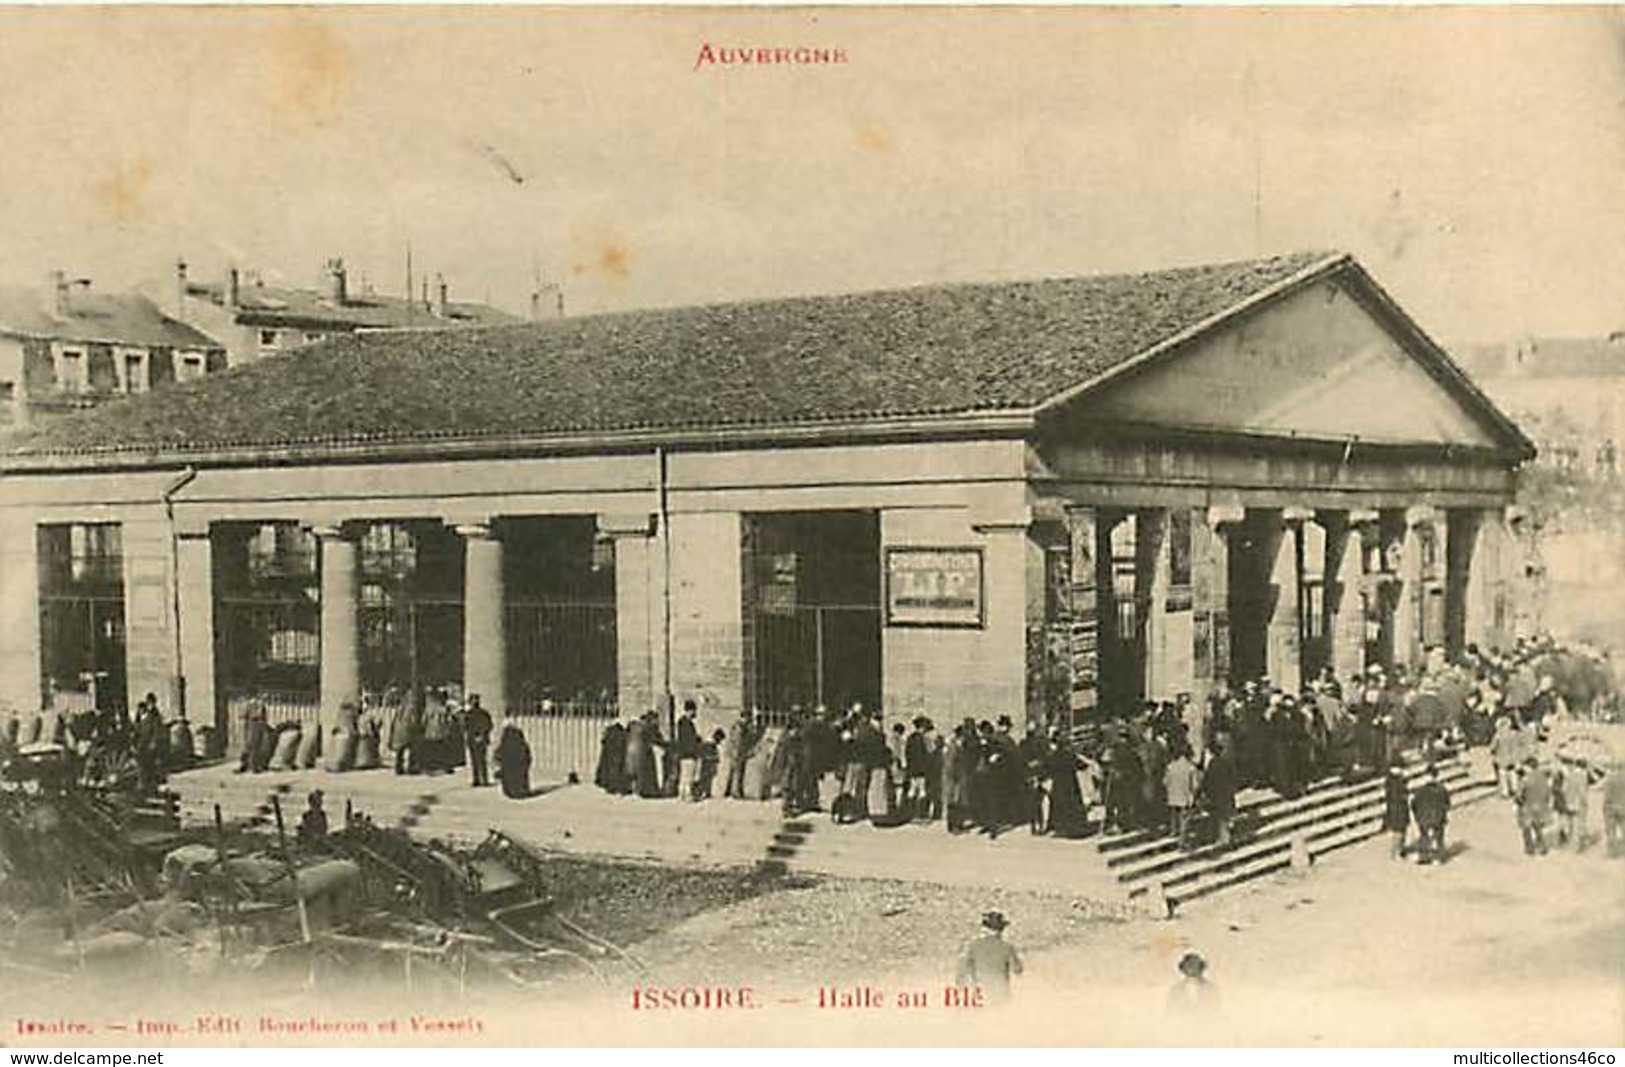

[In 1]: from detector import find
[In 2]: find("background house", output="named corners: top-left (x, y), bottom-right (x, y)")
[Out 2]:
top-left (171, 257), bottom-right (520, 368)
top-left (0, 272), bottom-right (225, 431)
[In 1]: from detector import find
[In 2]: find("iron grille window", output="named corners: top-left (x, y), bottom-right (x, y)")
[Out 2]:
top-left (246, 523), bottom-right (316, 580)
top-left (1300, 521), bottom-right (1328, 642)
top-left (40, 523), bottom-right (124, 591)
top-left (361, 523), bottom-right (418, 580)
top-left (1110, 519), bottom-right (1137, 634)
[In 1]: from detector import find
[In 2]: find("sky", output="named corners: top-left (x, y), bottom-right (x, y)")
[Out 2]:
top-left (0, 6), bottom-right (1622, 345)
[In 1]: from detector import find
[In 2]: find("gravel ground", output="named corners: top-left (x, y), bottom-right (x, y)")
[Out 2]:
top-left (539, 854), bottom-right (790, 950)
top-left (626, 874), bottom-right (1128, 989)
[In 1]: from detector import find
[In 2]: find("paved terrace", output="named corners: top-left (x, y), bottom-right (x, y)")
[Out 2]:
top-left (169, 761), bottom-right (1132, 902)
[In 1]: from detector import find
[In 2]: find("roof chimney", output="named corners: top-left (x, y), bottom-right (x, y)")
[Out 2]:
top-left (324, 257), bottom-right (348, 305)
top-left (175, 258), bottom-right (188, 317)
top-left (434, 274), bottom-right (450, 318)
top-left (49, 269), bottom-right (68, 317)
top-left (225, 266), bottom-right (240, 309)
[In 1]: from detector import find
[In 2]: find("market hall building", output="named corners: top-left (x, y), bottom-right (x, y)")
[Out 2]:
top-left (0, 251), bottom-right (1537, 746)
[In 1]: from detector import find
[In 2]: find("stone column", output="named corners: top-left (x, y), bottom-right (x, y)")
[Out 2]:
top-left (1465, 506), bottom-right (1520, 653)
top-left (1139, 508), bottom-right (1173, 702)
top-left (1192, 503), bottom-right (1241, 704)
top-left (314, 524), bottom-right (359, 727)
top-left (1393, 505), bottom-right (1436, 671)
top-left (174, 524), bottom-right (216, 729)
top-left (457, 522), bottom-right (507, 716)
top-left (1265, 508), bottom-right (1310, 693)
top-left (1327, 509), bottom-right (1374, 686)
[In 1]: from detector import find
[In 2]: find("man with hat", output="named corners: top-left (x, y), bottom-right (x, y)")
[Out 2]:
top-left (1515, 757), bottom-right (1555, 856)
top-left (298, 789), bottom-right (330, 847)
top-left (954, 911), bottom-right (1023, 1003)
top-left (1410, 763), bottom-right (1453, 864)
top-left (904, 717), bottom-right (940, 821)
top-left (1166, 951), bottom-right (1218, 1014)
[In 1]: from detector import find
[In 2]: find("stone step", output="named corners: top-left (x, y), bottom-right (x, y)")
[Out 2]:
top-left (1111, 763), bottom-right (1473, 883)
top-left (1159, 778), bottom-right (1500, 909)
top-left (1102, 754), bottom-right (1470, 867)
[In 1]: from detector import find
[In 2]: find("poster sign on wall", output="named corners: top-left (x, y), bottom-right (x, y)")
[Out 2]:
top-left (884, 547), bottom-right (984, 628)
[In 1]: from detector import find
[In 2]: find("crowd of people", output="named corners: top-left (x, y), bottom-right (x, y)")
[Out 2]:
top-left (5, 633), bottom-right (1621, 862)
top-left (0, 692), bottom-right (196, 793)
top-left (584, 635), bottom-right (1625, 857)
top-left (232, 686), bottom-right (543, 797)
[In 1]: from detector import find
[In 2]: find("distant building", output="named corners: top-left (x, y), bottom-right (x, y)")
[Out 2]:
top-left (0, 273), bottom-right (225, 431)
top-left (172, 257), bottom-right (520, 367)
top-left (1455, 334), bottom-right (1625, 479)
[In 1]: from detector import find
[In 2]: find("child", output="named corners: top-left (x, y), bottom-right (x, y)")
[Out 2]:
top-left (697, 728), bottom-right (724, 800)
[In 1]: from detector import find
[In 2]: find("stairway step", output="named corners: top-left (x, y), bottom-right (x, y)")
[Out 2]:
top-left (1112, 765), bottom-right (1472, 882)
top-left (1143, 773), bottom-right (1495, 902)
top-left (1102, 755), bottom-right (1471, 866)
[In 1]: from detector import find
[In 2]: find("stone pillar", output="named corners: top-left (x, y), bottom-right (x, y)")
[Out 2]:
top-left (174, 524), bottom-right (216, 728)
top-left (1139, 509), bottom-right (1173, 702)
top-left (668, 510), bottom-right (746, 726)
top-left (602, 513), bottom-right (662, 716)
top-left (1444, 509), bottom-right (1476, 660)
top-left (121, 515), bottom-right (179, 714)
top-left (0, 514), bottom-right (43, 714)
top-left (1467, 506), bottom-right (1522, 653)
top-left (1265, 508), bottom-right (1310, 693)
top-left (1393, 505), bottom-right (1436, 671)
top-left (1192, 504), bottom-right (1241, 704)
top-left (314, 524), bottom-right (359, 727)
top-left (1327, 510), bottom-right (1373, 686)
top-left (457, 522), bottom-right (506, 717)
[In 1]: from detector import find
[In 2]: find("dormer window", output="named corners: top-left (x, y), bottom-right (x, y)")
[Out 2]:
top-left (177, 353), bottom-right (206, 382)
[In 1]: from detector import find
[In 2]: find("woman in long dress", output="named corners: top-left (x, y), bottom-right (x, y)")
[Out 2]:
top-left (596, 720), bottom-right (630, 794)
top-left (495, 721), bottom-right (532, 799)
top-left (1046, 736), bottom-right (1091, 838)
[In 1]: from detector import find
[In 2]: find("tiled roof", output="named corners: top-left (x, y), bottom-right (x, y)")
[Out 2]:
top-left (185, 281), bottom-right (519, 331)
top-left (7, 252), bottom-right (1366, 459)
top-left (0, 286), bottom-right (221, 350)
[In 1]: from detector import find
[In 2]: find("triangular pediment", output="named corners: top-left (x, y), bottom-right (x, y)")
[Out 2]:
top-left (1067, 275), bottom-right (1507, 449)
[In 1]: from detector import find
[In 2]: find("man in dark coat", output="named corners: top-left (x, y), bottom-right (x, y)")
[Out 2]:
top-left (1104, 728), bottom-right (1144, 834)
top-left (132, 696), bottom-right (166, 794)
top-left (674, 700), bottom-right (702, 801)
top-left (1199, 740), bottom-right (1238, 846)
top-left (462, 694), bottom-right (493, 788)
top-left (1018, 725), bottom-right (1050, 833)
top-left (1516, 758), bottom-right (1554, 856)
top-left (1383, 763), bottom-right (1410, 860)
top-left (1410, 764), bottom-right (1452, 864)
top-left (942, 721), bottom-right (976, 833)
top-left (780, 717), bottom-right (818, 815)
